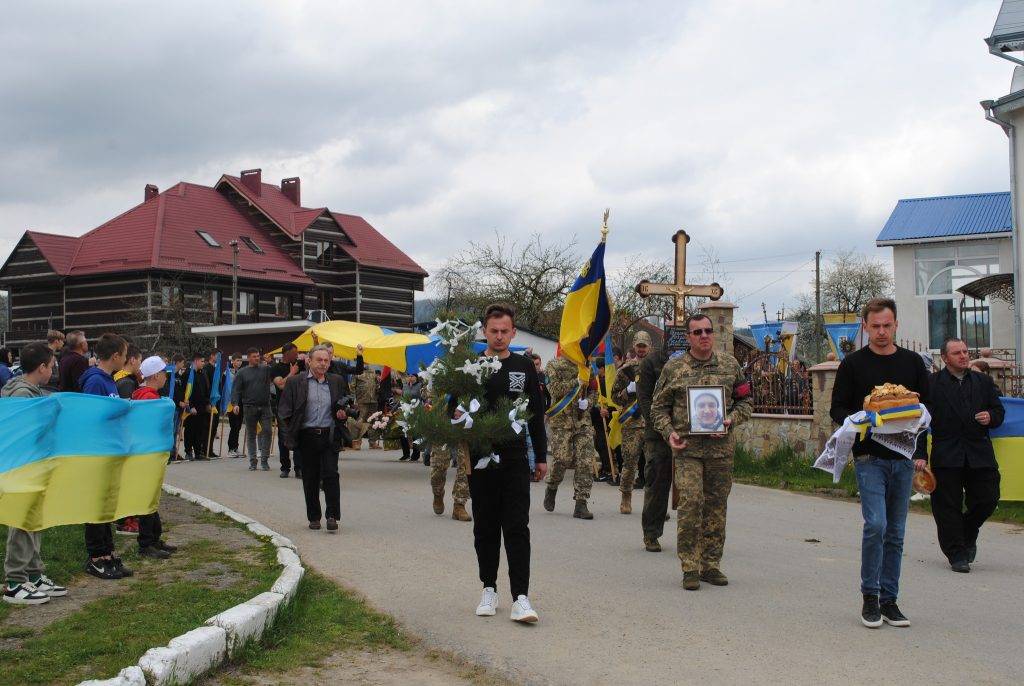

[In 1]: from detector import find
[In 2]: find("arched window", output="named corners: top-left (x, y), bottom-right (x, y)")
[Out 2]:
top-left (915, 244), bottom-right (999, 349)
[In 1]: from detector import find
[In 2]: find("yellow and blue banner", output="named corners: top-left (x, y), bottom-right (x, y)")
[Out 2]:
top-left (559, 240), bottom-right (611, 384)
top-left (0, 394), bottom-right (174, 531)
top-left (209, 352), bottom-right (223, 414)
top-left (988, 397), bottom-right (1024, 501)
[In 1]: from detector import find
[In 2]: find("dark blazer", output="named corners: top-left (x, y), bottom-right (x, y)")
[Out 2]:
top-left (59, 350), bottom-right (89, 392)
top-left (277, 371), bottom-right (345, 449)
top-left (926, 368), bottom-right (1005, 469)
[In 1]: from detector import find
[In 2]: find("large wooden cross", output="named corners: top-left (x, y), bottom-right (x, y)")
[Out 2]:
top-left (635, 230), bottom-right (723, 324)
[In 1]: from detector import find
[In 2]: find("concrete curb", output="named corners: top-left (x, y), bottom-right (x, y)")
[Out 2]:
top-left (77, 485), bottom-right (305, 686)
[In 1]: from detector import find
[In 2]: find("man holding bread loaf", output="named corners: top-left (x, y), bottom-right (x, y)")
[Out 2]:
top-left (830, 297), bottom-right (930, 629)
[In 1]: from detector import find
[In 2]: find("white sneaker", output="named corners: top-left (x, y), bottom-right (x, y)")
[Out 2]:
top-left (32, 575), bottom-right (67, 597)
top-left (475, 587), bottom-right (498, 616)
top-left (510, 595), bottom-right (538, 623)
top-left (3, 581), bottom-right (50, 605)
top-left (228, 449), bottom-right (240, 458)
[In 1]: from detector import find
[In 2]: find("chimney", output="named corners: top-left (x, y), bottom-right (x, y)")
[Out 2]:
top-left (240, 168), bottom-right (262, 196)
top-left (281, 177), bottom-right (301, 205)
top-left (144, 184), bottom-right (159, 201)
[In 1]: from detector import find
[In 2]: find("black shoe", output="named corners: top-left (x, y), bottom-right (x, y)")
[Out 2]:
top-left (423, 457), bottom-right (431, 467)
top-left (399, 455), bottom-right (410, 461)
top-left (410, 454), bottom-right (420, 462)
top-left (249, 461), bottom-right (257, 471)
top-left (193, 455), bottom-right (209, 462)
top-left (543, 487), bottom-right (556, 512)
top-left (280, 471), bottom-right (290, 478)
top-left (967, 544), bottom-right (977, 564)
top-left (294, 469), bottom-right (302, 478)
top-left (326, 517), bottom-right (338, 532)
top-left (85, 558), bottom-right (121, 580)
top-left (155, 540), bottom-right (178, 553)
top-left (139, 545), bottom-right (171, 559)
top-left (861, 594), bottom-right (882, 628)
top-left (951, 560), bottom-right (971, 573)
top-left (112, 558), bottom-right (133, 578)
top-left (880, 601), bottom-right (910, 627)
top-left (184, 452), bottom-right (194, 461)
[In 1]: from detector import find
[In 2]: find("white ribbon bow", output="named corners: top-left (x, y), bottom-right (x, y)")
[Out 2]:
top-left (451, 398), bottom-right (481, 429)
top-left (509, 407), bottom-right (525, 434)
top-left (474, 453), bottom-right (501, 470)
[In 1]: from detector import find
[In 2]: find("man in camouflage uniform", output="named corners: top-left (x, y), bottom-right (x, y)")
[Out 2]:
top-left (352, 368), bottom-right (381, 448)
top-left (543, 354), bottom-right (598, 519)
top-left (651, 313), bottom-right (752, 590)
top-left (611, 331), bottom-right (652, 514)
top-left (430, 443), bottom-right (472, 522)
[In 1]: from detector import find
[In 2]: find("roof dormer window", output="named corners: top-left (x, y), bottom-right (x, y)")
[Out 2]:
top-left (196, 230), bottom-right (221, 248)
top-left (240, 236), bottom-right (264, 254)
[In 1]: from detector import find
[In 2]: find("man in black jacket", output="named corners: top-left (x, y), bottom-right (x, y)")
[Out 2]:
top-left (278, 345), bottom-right (347, 532)
top-left (185, 353), bottom-right (213, 460)
top-left (926, 337), bottom-right (1004, 573)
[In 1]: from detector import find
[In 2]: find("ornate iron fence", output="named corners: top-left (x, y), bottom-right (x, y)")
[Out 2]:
top-left (743, 351), bottom-right (812, 415)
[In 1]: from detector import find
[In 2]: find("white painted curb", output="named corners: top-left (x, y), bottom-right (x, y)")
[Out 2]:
top-left (77, 485), bottom-right (306, 686)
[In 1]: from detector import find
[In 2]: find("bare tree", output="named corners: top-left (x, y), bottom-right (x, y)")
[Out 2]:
top-left (432, 233), bottom-right (580, 337)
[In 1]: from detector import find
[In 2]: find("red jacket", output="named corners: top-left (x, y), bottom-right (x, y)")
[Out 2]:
top-left (131, 386), bottom-right (161, 401)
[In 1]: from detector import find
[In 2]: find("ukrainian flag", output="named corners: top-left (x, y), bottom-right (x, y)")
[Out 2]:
top-left (987, 397), bottom-right (1024, 501)
top-left (0, 395), bottom-right (174, 531)
top-left (559, 240), bottom-right (612, 383)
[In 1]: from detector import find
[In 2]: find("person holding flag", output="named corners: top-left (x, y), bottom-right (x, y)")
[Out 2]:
top-left (543, 220), bottom-right (613, 520)
top-left (610, 330), bottom-right (652, 514)
top-left (183, 353), bottom-right (211, 461)
top-left (224, 353), bottom-right (243, 458)
top-left (204, 350), bottom-right (224, 459)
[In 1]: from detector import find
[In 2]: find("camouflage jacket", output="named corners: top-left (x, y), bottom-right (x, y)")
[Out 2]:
top-left (650, 351), bottom-right (752, 456)
top-left (545, 356), bottom-right (596, 429)
top-left (352, 370), bottom-right (378, 405)
top-left (611, 357), bottom-right (645, 431)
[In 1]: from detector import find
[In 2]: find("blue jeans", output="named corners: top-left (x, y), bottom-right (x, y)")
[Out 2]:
top-left (854, 456), bottom-right (914, 602)
top-left (526, 433), bottom-right (536, 472)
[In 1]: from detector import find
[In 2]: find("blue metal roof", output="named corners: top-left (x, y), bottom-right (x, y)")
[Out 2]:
top-left (876, 192), bottom-right (1012, 244)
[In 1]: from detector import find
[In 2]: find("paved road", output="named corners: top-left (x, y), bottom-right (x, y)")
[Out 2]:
top-left (166, 450), bottom-right (1023, 685)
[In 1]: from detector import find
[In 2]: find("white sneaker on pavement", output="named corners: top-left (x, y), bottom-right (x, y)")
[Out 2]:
top-left (510, 595), bottom-right (538, 623)
top-left (475, 587), bottom-right (498, 616)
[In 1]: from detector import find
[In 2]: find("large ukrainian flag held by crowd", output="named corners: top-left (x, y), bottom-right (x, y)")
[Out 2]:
top-left (987, 397), bottom-right (1024, 501)
top-left (0, 394), bottom-right (174, 531)
top-left (558, 236), bottom-right (612, 385)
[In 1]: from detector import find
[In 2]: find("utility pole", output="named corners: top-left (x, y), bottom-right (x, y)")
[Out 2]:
top-left (815, 250), bottom-right (822, 362)
top-left (229, 240), bottom-right (239, 325)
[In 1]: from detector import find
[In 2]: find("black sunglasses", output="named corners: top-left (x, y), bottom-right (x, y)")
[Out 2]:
top-left (688, 327), bottom-right (714, 336)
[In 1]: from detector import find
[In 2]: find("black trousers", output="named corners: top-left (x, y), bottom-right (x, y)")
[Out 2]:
top-left (277, 412), bottom-right (298, 472)
top-left (85, 523), bottom-right (113, 558)
top-left (641, 438), bottom-right (673, 541)
top-left (298, 429), bottom-right (340, 522)
top-left (184, 411), bottom-right (212, 456)
top-left (931, 466), bottom-right (1001, 563)
top-left (400, 436), bottom-right (420, 460)
top-left (468, 449), bottom-right (531, 600)
top-left (138, 512), bottom-right (163, 549)
top-left (227, 408), bottom-right (243, 452)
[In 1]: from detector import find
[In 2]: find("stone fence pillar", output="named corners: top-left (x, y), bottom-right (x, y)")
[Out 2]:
top-left (809, 359), bottom-right (840, 453)
top-left (699, 300), bottom-right (738, 357)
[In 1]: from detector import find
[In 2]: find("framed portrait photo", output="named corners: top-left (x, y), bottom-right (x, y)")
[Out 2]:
top-left (687, 385), bottom-right (726, 434)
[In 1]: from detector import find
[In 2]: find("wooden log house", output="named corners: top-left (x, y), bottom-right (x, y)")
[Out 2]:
top-left (0, 169), bottom-right (427, 350)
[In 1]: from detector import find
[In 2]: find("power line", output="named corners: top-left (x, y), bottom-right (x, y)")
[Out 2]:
top-left (733, 259), bottom-right (816, 304)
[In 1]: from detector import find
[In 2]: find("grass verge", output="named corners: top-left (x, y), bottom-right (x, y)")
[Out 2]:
top-left (734, 444), bottom-right (1024, 526)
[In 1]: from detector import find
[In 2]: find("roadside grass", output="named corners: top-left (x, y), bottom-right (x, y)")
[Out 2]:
top-left (0, 523), bottom-right (87, 624)
top-left (734, 444), bottom-right (1024, 526)
top-left (0, 522), bottom-right (279, 686)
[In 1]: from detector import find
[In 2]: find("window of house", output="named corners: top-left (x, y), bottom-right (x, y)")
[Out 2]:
top-left (914, 243), bottom-right (1000, 349)
top-left (274, 295), bottom-right (290, 318)
top-left (240, 236), bottom-right (264, 254)
top-left (315, 241), bottom-right (333, 267)
top-left (208, 290), bottom-right (221, 322)
top-left (160, 285), bottom-right (182, 306)
top-left (196, 230), bottom-right (221, 248)
top-left (238, 291), bottom-right (256, 317)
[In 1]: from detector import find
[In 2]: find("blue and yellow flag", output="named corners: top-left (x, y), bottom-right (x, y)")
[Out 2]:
top-left (559, 240), bottom-right (611, 384)
top-left (183, 366), bottom-right (195, 404)
top-left (209, 352), bottom-right (223, 415)
top-left (987, 397), bottom-right (1024, 501)
top-left (0, 394), bottom-right (174, 531)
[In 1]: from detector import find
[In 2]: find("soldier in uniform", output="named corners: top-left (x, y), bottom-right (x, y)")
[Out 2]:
top-left (430, 443), bottom-right (472, 522)
top-left (543, 355), bottom-right (599, 519)
top-left (352, 368), bottom-right (380, 448)
top-left (611, 331), bottom-right (652, 514)
top-left (638, 337), bottom-right (671, 551)
top-left (651, 313), bottom-right (752, 590)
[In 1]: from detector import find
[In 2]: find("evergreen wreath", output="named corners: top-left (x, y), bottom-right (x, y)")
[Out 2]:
top-left (398, 320), bottom-right (531, 460)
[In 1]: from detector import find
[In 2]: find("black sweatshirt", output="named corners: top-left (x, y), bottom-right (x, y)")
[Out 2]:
top-left (479, 352), bottom-right (548, 463)
top-left (830, 346), bottom-right (930, 460)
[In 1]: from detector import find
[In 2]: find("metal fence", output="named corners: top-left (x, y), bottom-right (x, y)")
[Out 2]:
top-left (744, 351), bottom-right (812, 415)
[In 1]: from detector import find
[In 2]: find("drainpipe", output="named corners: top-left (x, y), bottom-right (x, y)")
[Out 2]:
top-left (982, 99), bottom-right (1024, 367)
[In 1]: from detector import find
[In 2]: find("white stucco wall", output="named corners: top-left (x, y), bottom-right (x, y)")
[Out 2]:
top-left (888, 237), bottom-right (1013, 351)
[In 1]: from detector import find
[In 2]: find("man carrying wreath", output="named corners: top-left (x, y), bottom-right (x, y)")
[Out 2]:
top-left (650, 313), bottom-right (752, 591)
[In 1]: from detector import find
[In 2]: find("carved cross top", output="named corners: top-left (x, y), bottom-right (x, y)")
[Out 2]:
top-left (635, 230), bottom-right (723, 324)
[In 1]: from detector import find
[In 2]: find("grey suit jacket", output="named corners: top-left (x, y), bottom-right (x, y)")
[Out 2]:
top-left (277, 372), bottom-right (345, 449)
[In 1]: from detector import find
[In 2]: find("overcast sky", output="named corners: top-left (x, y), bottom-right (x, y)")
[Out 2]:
top-left (0, 0), bottom-right (1016, 326)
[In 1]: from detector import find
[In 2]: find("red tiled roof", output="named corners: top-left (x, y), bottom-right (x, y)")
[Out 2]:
top-left (331, 212), bottom-right (428, 276)
top-left (36, 183), bottom-right (312, 285)
top-left (220, 174), bottom-right (426, 276)
top-left (25, 231), bottom-right (79, 274)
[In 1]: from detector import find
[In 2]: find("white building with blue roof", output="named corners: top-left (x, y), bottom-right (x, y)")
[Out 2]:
top-left (876, 192), bottom-right (1013, 352)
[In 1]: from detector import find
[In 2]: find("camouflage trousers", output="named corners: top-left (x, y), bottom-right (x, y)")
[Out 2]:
top-left (641, 438), bottom-right (672, 541)
top-left (430, 444), bottom-right (469, 505)
top-left (357, 403), bottom-right (380, 440)
top-left (546, 422), bottom-right (597, 501)
top-left (675, 454), bottom-right (733, 573)
top-left (619, 427), bottom-right (645, 494)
